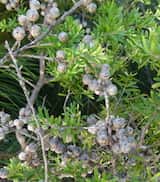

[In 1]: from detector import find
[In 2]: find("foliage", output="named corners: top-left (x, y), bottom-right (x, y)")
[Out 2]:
top-left (0, 0), bottom-right (160, 181)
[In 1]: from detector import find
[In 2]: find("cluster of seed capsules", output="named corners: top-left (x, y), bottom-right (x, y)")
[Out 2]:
top-left (86, 110), bottom-right (136, 154)
top-left (1, 0), bottom-right (97, 42)
top-left (83, 63), bottom-right (118, 96)
top-left (10, 0), bottom-right (61, 41)
top-left (0, 0), bottom-right (19, 11)
top-left (0, 111), bottom-right (11, 140)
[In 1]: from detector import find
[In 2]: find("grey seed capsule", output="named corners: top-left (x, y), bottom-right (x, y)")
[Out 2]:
top-left (87, 3), bottom-right (97, 13)
top-left (67, 145), bottom-right (81, 157)
top-left (27, 123), bottom-right (35, 132)
top-left (12, 27), bottom-right (25, 41)
top-left (112, 117), bottom-right (126, 130)
top-left (81, 0), bottom-right (92, 6)
top-left (112, 143), bottom-right (121, 154)
top-left (126, 126), bottom-right (134, 135)
top-left (105, 83), bottom-right (117, 96)
top-left (82, 35), bottom-right (94, 47)
top-left (99, 64), bottom-right (110, 80)
top-left (0, 168), bottom-right (8, 179)
top-left (79, 152), bottom-right (89, 161)
top-left (88, 79), bottom-right (100, 92)
top-left (30, 24), bottom-right (41, 38)
top-left (19, 107), bottom-right (26, 117)
top-left (26, 9), bottom-right (39, 22)
top-left (54, 143), bottom-right (65, 154)
top-left (56, 50), bottom-right (65, 60)
top-left (14, 119), bottom-right (24, 129)
top-left (18, 15), bottom-right (28, 26)
top-left (32, 159), bottom-right (40, 166)
top-left (25, 142), bottom-right (37, 153)
top-left (82, 74), bottom-right (92, 85)
top-left (58, 32), bottom-right (68, 42)
top-left (49, 7), bottom-right (60, 18)
top-left (0, 0), bottom-right (8, 4)
top-left (57, 62), bottom-right (67, 73)
top-left (87, 114), bottom-right (97, 125)
top-left (1, 113), bottom-right (10, 123)
top-left (0, 128), bottom-right (5, 140)
top-left (96, 129), bottom-right (109, 146)
top-left (6, 3), bottom-right (12, 11)
top-left (87, 124), bottom-right (98, 134)
top-left (18, 151), bottom-right (27, 161)
top-left (120, 140), bottom-right (131, 154)
top-left (29, 0), bottom-right (41, 10)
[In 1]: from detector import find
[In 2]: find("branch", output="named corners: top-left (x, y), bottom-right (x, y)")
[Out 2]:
top-left (29, 53), bottom-right (46, 106)
top-left (18, 54), bottom-right (54, 62)
top-left (5, 41), bottom-right (48, 182)
top-left (0, 0), bottom-right (83, 65)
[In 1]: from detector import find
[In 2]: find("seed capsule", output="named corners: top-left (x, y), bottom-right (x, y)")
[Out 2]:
top-left (48, 7), bottom-right (60, 20)
top-left (96, 129), bottom-right (109, 146)
top-left (32, 159), bottom-right (40, 166)
top-left (14, 119), bottom-right (24, 129)
top-left (57, 62), bottom-right (67, 73)
top-left (81, 0), bottom-right (92, 6)
top-left (18, 151), bottom-right (27, 161)
top-left (99, 64), bottom-right (110, 80)
top-left (0, 168), bottom-right (8, 179)
top-left (0, 0), bottom-right (8, 4)
top-left (86, 3), bottom-right (97, 13)
top-left (82, 74), bottom-right (92, 85)
top-left (58, 32), bottom-right (68, 42)
top-left (0, 128), bottom-right (5, 140)
top-left (26, 9), bottom-right (39, 22)
top-left (6, 3), bottom-right (12, 11)
top-left (12, 27), bottom-right (25, 41)
top-left (105, 83), bottom-right (117, 96)
top-left (18, 15), bottom-right (28, 26)
top-left (30, 24), bottom-right (41, 38)
top-left (82, 35), bottom-right (94, 47)
top-left (87, 114), bottom-right (97, 125)
top-left (112, 117), bottom-right (126, 130)
top-left (56, 50), bottom-right (65, 60)
top-left (29, 0), bottom-right (41, 10)
top-left (112, 143), bottom-right (121, 154)
top-left (25, 142), bottom-right (37, 153)
top-left (88, 79), bottom-right (100, 92)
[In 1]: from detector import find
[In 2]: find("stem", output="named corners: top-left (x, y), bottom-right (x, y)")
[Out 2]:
top-left (6, 41), bottom-right (48, 182)
top-left (104, 92), bottom-right (110, 120)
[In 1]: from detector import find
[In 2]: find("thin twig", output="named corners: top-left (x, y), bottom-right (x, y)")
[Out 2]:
top-left (0, 0), bottom-right (83, 65)
top-left (5, 41), bottom-right (48, 182)
top-left (29, 53), bottom-right (46, 106)
top-left (104, 92), bottom-right (109, 120)
top-left (18, 54), bottom-right (54, 62)
top-left (63, 90), bottom-right (71, 111)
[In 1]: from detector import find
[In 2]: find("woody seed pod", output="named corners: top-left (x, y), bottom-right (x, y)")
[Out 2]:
top-left (12, 27), bottom-right (25, 41)
top-left (0, 0), bottom-right (7, 4)
top-left (18, 151), bottom-right (27, 161)
top-left (86, 3), bottom-right (97, 13)
top-left (58, 32), bottom-right (68, 42)
top-left (25, 142), bottom-right (37, 153)
top-left (29, 0), bottom-right (41, 10)
top-left (105, 83), bottom-right (117, 96)
top-left (30, 24), bottom-right (41, 38)
top-left (48, 7), bottom-right (60, 20)
top-left (56, 50), bottom-right (65, 60)
top-left (26, 9), bottom-right (39, 22)
top-left (0, 168), bottom-right (8, 179)
top-left (57, 62), bottom-right (67, 73)
top-left (18, 15), bottom-right (28, 26)
top-left (82, 74), bottom-right (92, 85)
